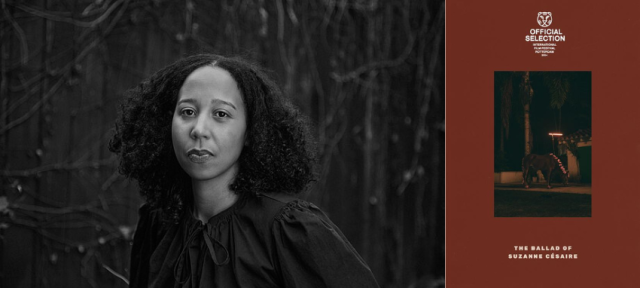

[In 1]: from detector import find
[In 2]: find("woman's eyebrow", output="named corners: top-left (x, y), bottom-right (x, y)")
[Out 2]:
top-left (176, 98), bottom-right (237, 110)
top-left (211, 99), bottom-right (237, 110)
top-left (176, 98), bottom-right (197, 105)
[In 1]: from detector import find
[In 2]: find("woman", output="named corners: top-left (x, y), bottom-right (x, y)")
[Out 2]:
top-left (110, 54), bottom-right (379, 287)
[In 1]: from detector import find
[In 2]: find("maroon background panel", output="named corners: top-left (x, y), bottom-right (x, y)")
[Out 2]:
top-left (446, 1), bottom-right (640, 287)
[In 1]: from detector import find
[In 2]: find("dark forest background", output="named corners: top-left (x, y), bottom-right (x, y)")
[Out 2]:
top-left (0, 0), bottom-right (444, 287)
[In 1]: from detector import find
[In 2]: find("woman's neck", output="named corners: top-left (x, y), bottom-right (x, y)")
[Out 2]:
top-left (191, 178), bottom-right (239, 223)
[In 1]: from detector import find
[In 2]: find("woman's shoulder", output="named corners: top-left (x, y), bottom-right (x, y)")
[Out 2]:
top-left (239, 193), bottom-right (324, 228)
top-left (253, 194), bottom-right (380, 287)
top-left (134, 203), bottom-right (173, 238)
top-left (137, 203), bottom-right (163, 223)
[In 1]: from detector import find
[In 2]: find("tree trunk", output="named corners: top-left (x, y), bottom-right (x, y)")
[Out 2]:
top-left (559, 108), bottom-right (562, 132)
top-left (500, 125), bottom-right (505, 154)
top-left (524, 103), bottom-right (531, 155)
top-left (523, 71), bottom-right (533, 155)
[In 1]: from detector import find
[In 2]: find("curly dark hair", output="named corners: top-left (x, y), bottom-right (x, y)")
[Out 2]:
top-left (109, 54), bottom-right (316, 223)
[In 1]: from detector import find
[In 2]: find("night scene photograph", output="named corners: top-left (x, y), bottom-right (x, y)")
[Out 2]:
top-left (494, 71), bottom-right (591, 217)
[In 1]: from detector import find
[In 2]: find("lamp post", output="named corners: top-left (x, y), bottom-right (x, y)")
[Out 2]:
top-left (549, 132), bottom-right (563, 154)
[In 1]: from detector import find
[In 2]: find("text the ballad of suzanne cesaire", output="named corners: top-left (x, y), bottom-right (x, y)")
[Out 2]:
top-left (509, 246), bottom-right (578, 260)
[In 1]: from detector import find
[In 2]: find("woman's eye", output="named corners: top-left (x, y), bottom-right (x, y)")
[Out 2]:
top-left (180, 108), bottom-right (195, 116)
top-left (214, 111), bottom-right (229, 118)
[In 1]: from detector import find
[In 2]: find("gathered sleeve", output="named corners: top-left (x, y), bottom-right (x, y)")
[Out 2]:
top-left (271, 201), bottom-right (379, 288)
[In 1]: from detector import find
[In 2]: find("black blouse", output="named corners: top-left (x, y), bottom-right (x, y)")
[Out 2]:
top-left (129, 193), bottom-right (380, 287)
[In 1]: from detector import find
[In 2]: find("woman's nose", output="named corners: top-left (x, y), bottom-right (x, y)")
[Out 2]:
top-left (190, 115), bottom-right (211, 139)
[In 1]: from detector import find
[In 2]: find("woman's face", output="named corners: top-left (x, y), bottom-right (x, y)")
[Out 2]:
top-left (172, 65), bottom-right (247, 184)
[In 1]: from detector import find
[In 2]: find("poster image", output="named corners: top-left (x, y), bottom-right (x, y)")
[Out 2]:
top-left (446, 0), bottom-right (640, 287)
top-left (494, 71), bottom-right (591, 218)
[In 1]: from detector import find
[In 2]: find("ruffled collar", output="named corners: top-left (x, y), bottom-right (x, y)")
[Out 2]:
top-left (173, 198), bottom-right (245, 284)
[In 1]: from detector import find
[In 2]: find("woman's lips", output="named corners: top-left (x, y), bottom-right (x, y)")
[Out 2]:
top-left (187, 149), bottom-right (214, 163)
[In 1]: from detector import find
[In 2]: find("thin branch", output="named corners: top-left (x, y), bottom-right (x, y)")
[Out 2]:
top-left (101, 263), bottom-right (129, 285)
top-left (0, 71), bottom-right (67, 135)
top-left (0, 23), bottom-right (112, 135)
top-left (12, 0), bottom-right (125, 29)
top-left (3, 8), bottom-right (28, 65)
top-left (3, 81), bottom-right (42, 120)
top-left (0, 158), bottom-right (115, 177)
top-left (330, 3), bottom-right (416, 83)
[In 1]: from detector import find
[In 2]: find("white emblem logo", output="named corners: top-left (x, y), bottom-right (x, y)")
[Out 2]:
top-left (537, 12), bottom-right (553, 27)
